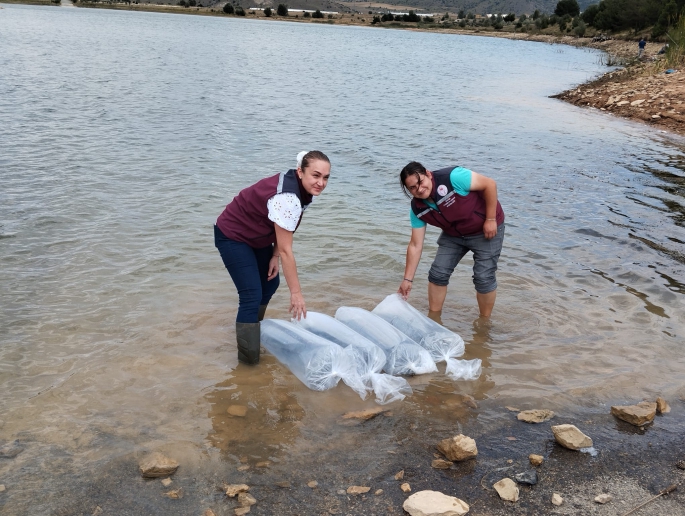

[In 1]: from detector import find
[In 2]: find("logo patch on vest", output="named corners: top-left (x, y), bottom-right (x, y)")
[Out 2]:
top-left (437, 184), bottom-right (448, 196)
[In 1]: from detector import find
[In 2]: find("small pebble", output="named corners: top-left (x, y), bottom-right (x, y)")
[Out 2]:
top-left (375, 489), bottom-right (383, 495)
top-left (307, 480), bottom-right (318, 488)
top-left (595, 493), bottom-right (613, 504)
top-left (552, 493), bottom-right (563, 506)
top-left (394, 470), bottom-right (404, 480)
top-left (400, 482), bottom-right (411, 493)
top-left (161, 478), bottom-right (172, 487)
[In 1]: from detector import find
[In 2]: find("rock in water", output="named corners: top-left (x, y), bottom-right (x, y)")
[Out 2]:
top-left (437, 435), bottom-right (478, 461)
top-left (403, 490), bottom-right (470, 516)
top-left (394, 470), bottom-right (405, 480)
top-left (594, 493), bottom-right (613, 504)
top-left (227, 405), bottom-right (248, 417)
top-left (514, 470), bottom-right (538, 485)
top-left (0, 441), bottom-right (24, 459)
top-left (347, 486), bottom-right (370, 495)
top-left (307, 481), bottom-right (318, 488)
top-left (432, 459), bottom-right (453, 469)
top-left (529, 454), bottom-right (544, 466)
top-left (401, 483), bottom-right (411, 493)
top-left (493, 478), bottom-right (519, 502)
top-left (656, 397), bottom-right (671, 414)
top-left (516, 409), bottom-right (555, 423)
top-left (238, 493), bottom-right (256, 507)
top-left (138, 452), bottom-right (179, 478)
top-left (551, 493), bottom-right (563, 506)
top-left (225, 484), bottom-right (250, 497)
top-left (611, 402), bottom-right (657, 426)
top-left (551, 424), bottom-right (593, 450)
top-left (342, 408), bottom-right (388, 420)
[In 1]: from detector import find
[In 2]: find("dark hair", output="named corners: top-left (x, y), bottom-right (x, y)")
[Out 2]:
top-left (301, 150), bottom-right (330, 171)
top-left (400, 161), bottom-right (427, 198)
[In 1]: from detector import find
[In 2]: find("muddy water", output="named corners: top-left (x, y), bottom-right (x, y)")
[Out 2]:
top-left (1, 4), bottom-right (684, 514)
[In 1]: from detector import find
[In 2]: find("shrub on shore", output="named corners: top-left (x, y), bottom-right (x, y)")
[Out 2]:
top-left (312, 9), bottom-right (323, 18)
top-left (264, 6), bottom-right (271, 16)
top-left (276, 3), bottom-right (287, 16)
top-left (222, 2), bottom-right (233, 13)
top-left (303, 11), bottom-right (310, 17)
top-left (235, 5), bottom-right (245, 15)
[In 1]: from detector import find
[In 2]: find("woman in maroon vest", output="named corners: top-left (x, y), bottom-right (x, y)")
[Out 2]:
top-left (214, 151), bottom-right (331, 364)
top-left (398, 162), bottom-right (505, 320)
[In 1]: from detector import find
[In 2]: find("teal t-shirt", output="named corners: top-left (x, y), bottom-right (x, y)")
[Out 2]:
top-left (409, 167), bottom-right (472, 229)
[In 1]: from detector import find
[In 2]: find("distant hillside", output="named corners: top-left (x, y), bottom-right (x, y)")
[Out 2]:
top-left (339, 0), bottom-right (597, 15)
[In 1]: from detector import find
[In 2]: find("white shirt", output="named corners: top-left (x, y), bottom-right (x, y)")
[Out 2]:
top-left (267, 193), bottom-right (303, 232)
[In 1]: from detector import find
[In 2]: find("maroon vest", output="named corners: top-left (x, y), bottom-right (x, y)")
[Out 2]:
top-left (216, 169), bottom-right (313, 248)
top-left (411, 167), bottom-right (504, 237)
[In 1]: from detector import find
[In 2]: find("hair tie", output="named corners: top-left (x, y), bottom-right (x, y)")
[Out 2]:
top-left (296, 151), bottom-right (308, 168)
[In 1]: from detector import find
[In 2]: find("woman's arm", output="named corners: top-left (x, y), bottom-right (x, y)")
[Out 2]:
top-left (274, 224), bottom-right (306, 320)
top-left (398, 226), bottom-right (426, 299)
top-left (470, 172), bottom-right (498, 240)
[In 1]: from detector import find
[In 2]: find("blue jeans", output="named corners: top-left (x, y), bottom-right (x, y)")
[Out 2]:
top-left (428, 224), bottom-right (505, 294)
top-left (214, 225), bottom-right (280, 323)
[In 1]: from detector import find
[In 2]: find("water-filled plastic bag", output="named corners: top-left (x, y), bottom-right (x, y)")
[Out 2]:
top-left (261, 319), bottom-right (367, 398)
top-left (334, 307), bottom-right (437, 376)
top-left (294, 312), bottom-right (412, 404)
top-left (372, 294), bottom-right (482, 380)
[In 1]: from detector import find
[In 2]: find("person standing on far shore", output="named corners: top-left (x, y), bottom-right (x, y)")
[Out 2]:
top-left (397, 162), bottom-right (505, 321)
top-left (638, 38), bottom-right (646, 58)
top-left (214, 151), bottom-right (331, 364)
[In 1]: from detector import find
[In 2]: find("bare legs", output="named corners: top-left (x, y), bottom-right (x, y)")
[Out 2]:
top-left (428, 282), bottom-right (496, 318)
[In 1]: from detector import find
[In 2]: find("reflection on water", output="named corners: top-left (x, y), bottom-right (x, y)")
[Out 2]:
top-left (0, 3), bottom-right (684, 514)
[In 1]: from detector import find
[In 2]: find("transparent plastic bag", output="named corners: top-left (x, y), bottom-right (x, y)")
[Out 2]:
top-left (294, 312), bottom-right (412, 405)
top-left (372, 294), bottom-right (482, 381)
top-left (335, 307), bottom-right (437, 376)
top-left (261, 319), bottom-right (367, 399)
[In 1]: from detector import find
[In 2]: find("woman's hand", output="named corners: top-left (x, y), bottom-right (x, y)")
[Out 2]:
top-left (398, 279), bottom-right (413, 300)
top-left (290, 291), bottom-right (306, 320)
top-left (483, 220), bottom-right (497, 240)
top-left (267, 255), bottom-right (280, 281)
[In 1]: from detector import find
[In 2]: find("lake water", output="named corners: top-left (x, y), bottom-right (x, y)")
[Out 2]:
top-left (1, 4), bottom-right (684, 514)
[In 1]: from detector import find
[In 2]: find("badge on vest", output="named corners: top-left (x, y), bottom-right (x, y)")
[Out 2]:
top-left (437, 184), bottom-right (448, 196)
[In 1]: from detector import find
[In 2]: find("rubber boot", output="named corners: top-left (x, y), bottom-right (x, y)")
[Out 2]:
top-left (236, 322), bottom-right (261, 365)
top-left (257, 304), bottom-right (268, 322)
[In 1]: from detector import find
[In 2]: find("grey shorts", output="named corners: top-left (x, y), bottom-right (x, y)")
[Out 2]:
top-left (428, 224), bottom-right (505, 294)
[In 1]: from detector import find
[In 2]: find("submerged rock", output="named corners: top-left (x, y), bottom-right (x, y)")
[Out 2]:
top-left (403, 490), bottom-right (470, 516)
top-left (551, 424), bottom-right (593, 450)
top-left (375, 489), bottom-right (383, 495)
top-left (432, 459), bottom-right (453, 469)
top-left (307, 481), bottom-right (318, 488)
top-left (514, 470), bottom-right (538, 485)
top-left (139, 452), bottom-right (179, 478)
top-left (401, 483), bottom-right (412, 493)
top-left (611, 402), bottom-right (657, 426)
top-left (394, 470), bottom-right (405, 480)
top-left (227, 405), bottom-right (248, 417)
top-left (238, 492), bottom-right (256, 507)
top-left (234, 508), bottom-right (251, 516)
top-left (165, 488), bottom-right (183, 499)
top-left (517, 409), bottom-right (554, 423)
top-left (493, 478), bottom-right (519, 502)
top-left (347, 486), bottom-right (370, 494)
top-left (437, 435), bottom-right (478, 461)
top-left (551, 493), bottom-right (563, 506)
top-left (161, 478), bottom-right (172, 487)
top-left (342, 408), bottom-right (387, 420)
top-left (0, 441), bottom-right (24, 459)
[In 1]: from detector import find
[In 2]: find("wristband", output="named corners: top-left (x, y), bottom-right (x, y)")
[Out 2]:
top-left (403, 278), bottom-right (413, 283)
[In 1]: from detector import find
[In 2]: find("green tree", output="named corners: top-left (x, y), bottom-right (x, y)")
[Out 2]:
top-left (504, 13), bottom-right (515, 22)
top-left (575, 19), bottom-right (586, 35)
top-left (555, 0), bottom-right (579, 17)
top-left (235, 5), bottom-right (245, 15)
top-left (222, 2), bottom-right (233, 12)
top-left (407, 10), bottom-right (419, 21)
top-left (458, 9), bottom-right (465, 18)
top-left (581, 4), bottom-right (599, 25)
top-left (533, 9), bottom-right (540, 19)
top-left (312, 9), bottom-right (323, 18)
top-left (264, 7), bottom-right (272, 16)
top-left (276, 3), bottom-right (287, 15)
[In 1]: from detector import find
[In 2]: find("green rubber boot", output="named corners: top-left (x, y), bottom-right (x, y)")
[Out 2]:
top-left (257, 304), bottom-right (268, 322)
top-left (236, 322), bottom-right (261, 365)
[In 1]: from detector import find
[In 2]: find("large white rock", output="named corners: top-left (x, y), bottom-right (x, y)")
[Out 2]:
top-left (437, 435), bottom-right (478, 461)
top-left (493, 478), bottom-right (519, 502)
top-left (551, 424), bottom-right (593, 450)
top-left (403, 490), bottom-right (470, 516)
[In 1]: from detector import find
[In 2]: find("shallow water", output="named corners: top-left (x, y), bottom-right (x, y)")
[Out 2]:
top-left (1, 4), bottom-right (684, 513)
